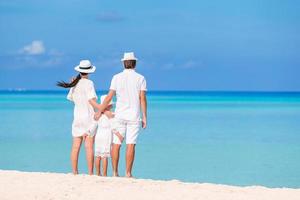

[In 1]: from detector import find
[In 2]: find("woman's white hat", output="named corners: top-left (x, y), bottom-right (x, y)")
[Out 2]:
top-left (100, 95), bottom-right (114, 105)
top-left (74, 60), bottom-right (96, 73)
top-left (121, 52), bottom-right (138, 61)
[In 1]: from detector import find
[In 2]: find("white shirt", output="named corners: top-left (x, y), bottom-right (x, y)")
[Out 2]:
top-left (110, 69), bottom-right (147, 121)
top-left (67, 78), bottom-right (98, 137)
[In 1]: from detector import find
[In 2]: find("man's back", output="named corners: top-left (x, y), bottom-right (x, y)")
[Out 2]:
top-left (110, 69), bottom-right (147, 121)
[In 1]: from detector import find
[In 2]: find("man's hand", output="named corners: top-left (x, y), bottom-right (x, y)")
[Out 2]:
top-left (94, 112), bottom-right (102, 121)
top-left (142, 116), bottom-right (147, 129)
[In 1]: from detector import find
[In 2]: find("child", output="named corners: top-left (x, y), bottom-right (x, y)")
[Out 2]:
top-left (57, 59), bottom-right (99, 175)
top-left (94, 95), bottom-right (114, 176)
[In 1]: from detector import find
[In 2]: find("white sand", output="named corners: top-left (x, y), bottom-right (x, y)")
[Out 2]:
top-left (0, 170), bottom-right (299, 200)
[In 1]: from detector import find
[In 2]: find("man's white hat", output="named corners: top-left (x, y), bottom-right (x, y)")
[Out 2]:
top-left (121, 52), bottom-right (138, 61)
top-left (100, 95), bottom-right (113, 105)
top-left (74, 60), bottom-right (96, 73)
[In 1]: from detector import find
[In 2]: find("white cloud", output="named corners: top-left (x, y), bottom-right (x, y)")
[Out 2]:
top-left (94, 58), bottom-right (120, 69)
top-left (162, 63), bottom-right (175, 70)
top-left (13, 55), bottom-right (63, 68)
top-left (182, 60), bottom-right (198, 69)
top-left (96, 11), bottom-right (124, 22)
top-left (20, 40), bottom-right (45, 55)
top-left (11, 41), bottom-right (65, 68)
top-left (48, 49), bottom-right (64, 56)
top-left (161, 60), bottom-right (201, 70)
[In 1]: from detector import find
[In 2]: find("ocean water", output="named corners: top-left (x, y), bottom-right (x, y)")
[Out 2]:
top-left (0, 91), bottom-right (300, 188)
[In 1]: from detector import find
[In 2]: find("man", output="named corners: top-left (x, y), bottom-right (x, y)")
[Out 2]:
top-left (96, 52), bottom-right (147, 177)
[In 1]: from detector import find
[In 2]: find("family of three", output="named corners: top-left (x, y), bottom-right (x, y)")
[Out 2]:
top-left (57, 52), bottom-right (147, 177)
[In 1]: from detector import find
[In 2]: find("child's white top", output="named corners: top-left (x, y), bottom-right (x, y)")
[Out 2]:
top-left (110, 69), bottom-right (147, 121)
top-left (67, 78), bottom-right (98, 137)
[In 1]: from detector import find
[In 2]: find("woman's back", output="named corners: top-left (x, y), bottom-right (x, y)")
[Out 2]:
top-left (67, 78), bottom-right (98, 136)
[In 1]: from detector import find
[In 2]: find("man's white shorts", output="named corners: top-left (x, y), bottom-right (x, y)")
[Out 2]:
top-left (112, 118), bottom-right (140, 144)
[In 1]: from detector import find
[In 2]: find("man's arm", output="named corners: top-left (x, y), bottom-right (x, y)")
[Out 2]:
top-left (101, 90), bottom-right (115, 111)
top-left (140, 90), bottom-right (147, 129)
top-left (94, 90), bottom-right (115, 120)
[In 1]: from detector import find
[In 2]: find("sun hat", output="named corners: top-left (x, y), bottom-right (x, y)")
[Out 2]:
top-left (121, 52), bottom-right (138, 61)
top-left (100, 95), bottom-right (114, 105)
top-left (74, 60), bottom-right (96, 73)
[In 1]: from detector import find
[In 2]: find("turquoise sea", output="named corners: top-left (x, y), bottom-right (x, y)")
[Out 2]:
top-left (0, 91), bottom-right (300, 188)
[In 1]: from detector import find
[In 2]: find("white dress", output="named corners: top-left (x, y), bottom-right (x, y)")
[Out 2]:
top-left (95, 115), bottom-right (113, 158)
top-left (67, 79), bottom-right (98, 137)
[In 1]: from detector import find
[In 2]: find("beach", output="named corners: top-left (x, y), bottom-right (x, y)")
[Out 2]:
top-left (1, 170), bottom-right (299, 200)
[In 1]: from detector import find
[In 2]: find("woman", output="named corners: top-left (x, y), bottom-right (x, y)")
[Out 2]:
top-left (57, 60), bottom-right (100, 175)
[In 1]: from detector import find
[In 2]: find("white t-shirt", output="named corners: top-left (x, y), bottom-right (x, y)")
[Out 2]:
top-left (110, 69), bottom-right (147, 121)
top-left (67, 78), bottom-right (98, 137)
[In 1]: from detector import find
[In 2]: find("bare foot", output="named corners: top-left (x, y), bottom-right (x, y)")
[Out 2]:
top-left (113, 172), bottom-right (119, 177)
top-left (126, 173), bottom-right (134, 178)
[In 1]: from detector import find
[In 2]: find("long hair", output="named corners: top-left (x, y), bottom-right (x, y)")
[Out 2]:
top-left (57, 73), bottom-right (87, 88)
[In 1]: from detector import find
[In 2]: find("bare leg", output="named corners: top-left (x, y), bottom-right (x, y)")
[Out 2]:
top-left (71, 137), bottom-right (82, 174)
top-left (102, 157), bottom-right (108, 176)
top-left (95, 156), bottom-right (101, 176)
top-left (126, 144), bottom-right (136, 178)
top-left (84, 136), bottom-right (94, 175)
top-left (111, 144), bottom-right (121, 176)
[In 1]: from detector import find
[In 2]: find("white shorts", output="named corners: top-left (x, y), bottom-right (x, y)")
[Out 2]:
top-left (112, 118), bottom-right (140, 144)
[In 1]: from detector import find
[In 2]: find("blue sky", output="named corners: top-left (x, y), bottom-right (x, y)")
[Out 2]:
top-left (0, 0), bottom-right (299, 91)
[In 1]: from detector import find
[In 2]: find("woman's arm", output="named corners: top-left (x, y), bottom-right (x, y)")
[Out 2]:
top-left (88, 98), bottom-right (100, 110)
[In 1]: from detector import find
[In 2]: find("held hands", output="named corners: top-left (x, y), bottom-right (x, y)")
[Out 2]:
top-left (94, 111), bottom-right (102, 121)
top-left (142, 116), bottom-right (147, 129)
